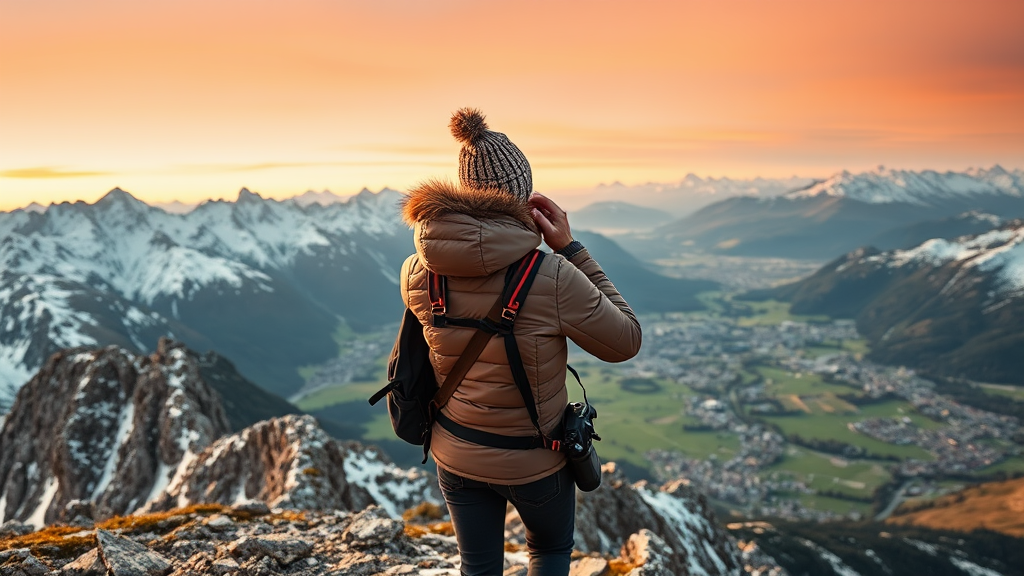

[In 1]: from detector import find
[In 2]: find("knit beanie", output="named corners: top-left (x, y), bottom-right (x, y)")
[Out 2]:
top-left (449, 108), bottom-right (532, 202)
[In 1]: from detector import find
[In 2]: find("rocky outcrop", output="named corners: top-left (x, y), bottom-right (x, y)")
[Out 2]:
top-left (503, 464), bottom-right (743, 575)
top-left (145, 414), bottom-right (440, 518)
top-left (0, 340), bottom-right (439, 529)
top-left (577, 464), bottom-right (742, 575)
top-left (0, 339), bottom-right (230, 527)
top-left (0, 502), bottom-right (740, 576)
top-left (95, 529), bottom-right (172, 576)
top-left (0, 504), bottom-right (466, 575)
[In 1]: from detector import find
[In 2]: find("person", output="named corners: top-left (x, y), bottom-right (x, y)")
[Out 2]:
top-left (399, 108), bottom-right (642, 576)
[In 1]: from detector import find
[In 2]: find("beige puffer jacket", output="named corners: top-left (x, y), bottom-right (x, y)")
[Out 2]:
top-left (399, 180), bottom-right (642, 484)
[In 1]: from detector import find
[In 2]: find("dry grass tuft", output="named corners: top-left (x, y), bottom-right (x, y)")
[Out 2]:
top-left (503, 541), bottom-right (526, 553)
top-left (99, 504), bottom-right (228, 533)
top-left (402, 502), bottom-right (445, 523)
top-left (608, 558), bottom-right (641, 575)
top-left (266, 510), bottom-right (307, 524)
top-left (0, 526), bottom-right (95, 559)
top-left (0, 503), bottom-right (258, 560)
top-left (404, 521), bottom-right (454, 538)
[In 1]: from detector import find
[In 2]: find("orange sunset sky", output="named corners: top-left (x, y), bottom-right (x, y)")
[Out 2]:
top-left (2, 0), bottom-right (1023, 211)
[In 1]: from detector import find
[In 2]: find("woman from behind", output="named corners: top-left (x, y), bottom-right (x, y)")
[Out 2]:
top-left (399, 108), bottom-right (641, 576)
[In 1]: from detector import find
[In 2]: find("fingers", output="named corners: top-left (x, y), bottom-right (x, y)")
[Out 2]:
top-left (528, 192), bottom-right (563, 215)
top-left (531, 207), bottom-right (556, 236)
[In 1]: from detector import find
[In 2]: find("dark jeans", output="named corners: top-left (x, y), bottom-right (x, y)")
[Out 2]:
top-left (438, 465), bottom-right (575, 576)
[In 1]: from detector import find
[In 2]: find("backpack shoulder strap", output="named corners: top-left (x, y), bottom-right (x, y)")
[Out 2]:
top-left (497, 250), bottom-right (549, 440)
top-left (430, 249), bottom-right (546, 413)
top-left (430, 296), bottom-right (503, 411)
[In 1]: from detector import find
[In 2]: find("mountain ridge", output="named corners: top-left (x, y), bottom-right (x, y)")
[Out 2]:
top-left (0, 187), bottom-right (413, 399)
top-left (622, 166), bottom-right (1024, 260)
top-left (0, 186), bottom-right (712, 403)
top-left (743, 220), bottom-right (1024, 384)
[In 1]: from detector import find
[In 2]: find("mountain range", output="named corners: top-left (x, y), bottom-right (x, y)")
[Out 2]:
top-left (0, 186), bottom-right (413, 402)
top-left (0, 187), bottom-right (714, 406)
top-left (745, 221), bottom-right (1024, 385)
top-left (622, 166), bottom-right (1024, 260)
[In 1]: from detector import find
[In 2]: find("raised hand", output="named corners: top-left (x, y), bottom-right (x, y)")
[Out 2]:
top-left (528, 193), bottom-right (574, 252)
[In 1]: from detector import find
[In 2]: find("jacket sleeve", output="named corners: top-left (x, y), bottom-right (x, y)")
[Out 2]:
top-left (555, 248), bottom-right (642, 362)
top-left (399, 254), bottom-right (416, 308)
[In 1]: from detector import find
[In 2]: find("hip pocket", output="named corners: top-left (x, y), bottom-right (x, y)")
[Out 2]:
top-left (509, 470), bottom-right (561, 508)
top-left (437, 467), bottom-right (464, 493)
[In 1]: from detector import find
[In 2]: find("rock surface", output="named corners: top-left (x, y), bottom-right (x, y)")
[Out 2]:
top-left (508, 463), bottom-right (745, 576)
top-left (59, 548), bottom-right (106, 576)
top-left (0, 502), bottom-right (749, 576)
top-left (620, 529), bottom-right (675, 576)
top-left (0, 548), bottom-right (52, 576)
top-left (0, 504), bottom-right (724, 576)
top-left (96, 529), bottom-right (172, 576)
top-left (0, 341), bottom-right (440, 528)
top-left (143, 414), bottom-right (438, 518)
top-left (0, 340), bottom-right (230, 527)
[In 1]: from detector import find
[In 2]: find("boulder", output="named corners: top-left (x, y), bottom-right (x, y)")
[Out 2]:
top-left (97, 529), bottom-right (172, 576)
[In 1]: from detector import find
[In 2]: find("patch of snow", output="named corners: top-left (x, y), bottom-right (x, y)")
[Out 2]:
top-left (638, 488), bottom-right (725, 576)
top-left (864, 549), bottom-right (888, 572)
top-left (949, 557), bottom-right (1004, 576)
top-left (0, 344), bottom-right (33, 406)
top-left (142, 460), bottom-right (175, 509)
top-left (0, 490), bottom-right (7, 523)
top-left (879, 225), bottom-right (1024, 297)
top-left (26, 477), bottom-right (59, 529)
top-left (342, 448), bottom-right (438, 518)
top-left (91, 402), bottom-right (135, 499)
top-left (167, 451), bottom-right (199, 509)
top-left (797, 538), bottom-right (862, 576)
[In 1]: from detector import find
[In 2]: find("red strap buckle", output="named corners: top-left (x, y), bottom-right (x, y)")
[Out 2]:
top-left (551, 440), bottom-right (561, 452)
top-left (428, 272), bottom-right (447, 317)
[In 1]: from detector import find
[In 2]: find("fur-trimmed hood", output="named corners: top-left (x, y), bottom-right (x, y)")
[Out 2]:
top-left (401, 179), bottom-right (535, 228)
top-left (401, 179), bottom-right (541, 278)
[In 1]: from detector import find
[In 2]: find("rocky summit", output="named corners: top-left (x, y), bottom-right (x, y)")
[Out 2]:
top-left (0, 498), bottom-right (735, 576)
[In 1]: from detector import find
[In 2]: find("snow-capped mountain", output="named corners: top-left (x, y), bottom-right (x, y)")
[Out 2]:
top-left (0, 339), bottom-right (439, 528)
top-left (628, 166), bottom-right (1024, 260)
top-left (0, 185), bottom-right (717, 405)
top-left (0, 187), bottom-right (411, 402)
top-left (881, 225), bottom-right (1024, 296)
top-left (789, 165), bottom-right (1023, 205)
top-left (758, 220), bottom-right (1024, 384)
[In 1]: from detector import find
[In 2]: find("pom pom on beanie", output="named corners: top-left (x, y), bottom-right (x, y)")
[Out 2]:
top-left (449, 108), bottom-right (489, 144)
